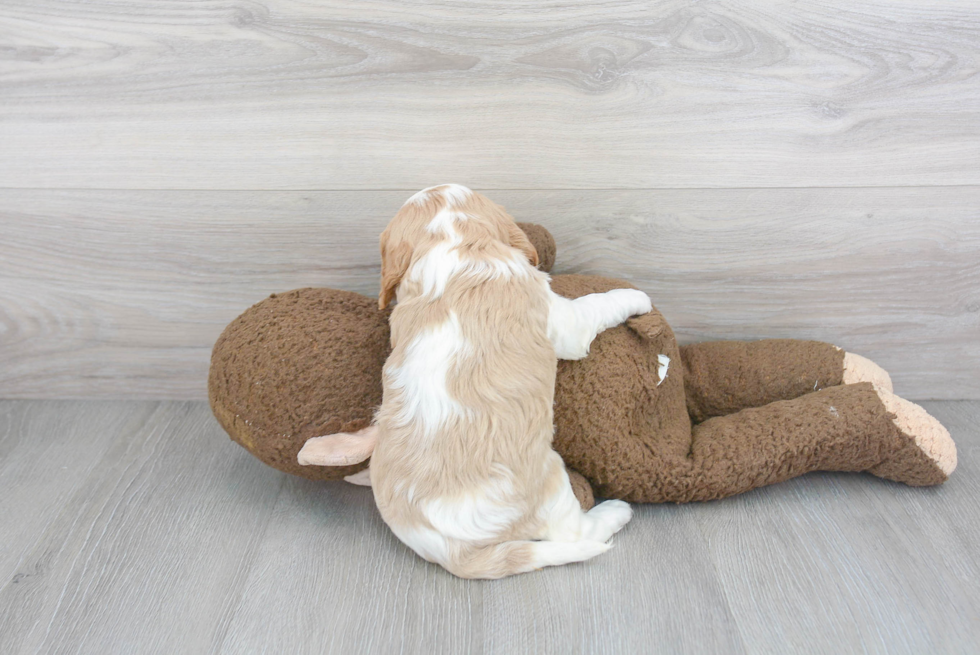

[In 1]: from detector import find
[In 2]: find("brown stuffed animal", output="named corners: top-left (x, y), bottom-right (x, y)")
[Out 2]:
top-left (209, 224), bottom-right (956, 509)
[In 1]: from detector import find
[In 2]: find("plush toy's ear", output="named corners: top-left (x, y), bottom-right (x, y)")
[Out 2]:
top-left (297, 425), bottom-right (378, 466)
top-left (508, 221), bottom-right (540, 268)
top-left (515, 223), bottom-right (556, 272)
top-left (379, 238), bottom-right (412, 309)
top-left (627, 311), bottom-right (668, 342)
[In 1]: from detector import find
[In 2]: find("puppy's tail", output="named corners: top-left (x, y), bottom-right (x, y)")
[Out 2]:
top-left (444, 539), bottom-right (611, 580)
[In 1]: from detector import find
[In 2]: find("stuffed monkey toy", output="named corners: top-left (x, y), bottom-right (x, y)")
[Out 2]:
top-left (209, 223), bottom-right (956, 509)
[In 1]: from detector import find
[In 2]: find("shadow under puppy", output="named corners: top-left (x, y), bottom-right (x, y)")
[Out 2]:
top-left (302, 184), bottom-right (652, 579)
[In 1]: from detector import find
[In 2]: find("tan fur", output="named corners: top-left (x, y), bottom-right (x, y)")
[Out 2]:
top-left (371, 186), bottom-right (582, 578)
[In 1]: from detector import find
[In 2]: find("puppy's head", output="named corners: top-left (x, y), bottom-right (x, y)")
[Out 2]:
top-left (379, 184), bottom-right (539, 309)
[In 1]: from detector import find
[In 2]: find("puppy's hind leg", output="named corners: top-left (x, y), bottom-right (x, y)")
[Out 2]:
top-left (446, 540), bottom-right (612, 580)
top-left (580, 500), bottom-right (633, 543)
top-left (529, 540), bottom-right (613, 569)
top-left (539, 461), bottom-right (634, 544)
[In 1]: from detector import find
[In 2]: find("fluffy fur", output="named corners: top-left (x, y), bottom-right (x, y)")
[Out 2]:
top-left (368, 184), bottom-right (652, 579)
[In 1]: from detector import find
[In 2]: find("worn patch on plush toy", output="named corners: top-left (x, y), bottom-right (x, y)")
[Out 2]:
top-left (657, 354), bottom-right (670, 386)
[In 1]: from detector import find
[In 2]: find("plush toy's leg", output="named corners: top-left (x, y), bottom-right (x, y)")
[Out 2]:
top-left (590, 382), bottom-right (955, 503)
top-left (687, 382), bottom-right (954, 500)
top-left (680, 339), bottom-right (892, 422)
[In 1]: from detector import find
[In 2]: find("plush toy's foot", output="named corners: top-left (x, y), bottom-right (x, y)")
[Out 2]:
top-left (869, 388), bottom-right (956, 485)
top-left (841, 351), bottom-right (893, 393)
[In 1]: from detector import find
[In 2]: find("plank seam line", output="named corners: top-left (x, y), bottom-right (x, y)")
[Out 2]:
top-left (1, 185), bottom-right (979, 192)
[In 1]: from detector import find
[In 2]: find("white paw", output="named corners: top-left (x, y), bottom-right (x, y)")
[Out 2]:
top-left (609, 288), bottom-right (652, 318)
top-left (588, 499), bottom-right (633, 536)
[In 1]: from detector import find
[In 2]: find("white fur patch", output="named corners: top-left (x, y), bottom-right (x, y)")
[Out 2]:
top-left (468, 251), bottom-right (529, 280)
top-left (537, 472), bottom-right (587, 541)
top-left (411, 212), bottom-right (464, 298)
top-left (389, 523), bottom-right (450, 563)
top-left (410, 239), bottom-right (463, 298)
top-left (404, 188), bottom-right (433, 206)
top-left (394, 479), bottom-right (419, 504)
top-left (427, 208), bottom-right (468, 237)
top-left (386, 313), bottom-right (469, 435)
top-left (546, 288), bottom-right (595, 360)
top-left (657, 354), bottom-right (670, 386)
top-left (402, 184), bottom-right (471, 208)
top-left (530, 540), bottom-right (611, 568)
top-left (439, 183), bottom-right (472, 206)
top-left (424, 468), bottom-right (521, 542)
top-left (409, 218), bottom-right (529, 299)
top-left (536, 463), bottom-right (633, 543)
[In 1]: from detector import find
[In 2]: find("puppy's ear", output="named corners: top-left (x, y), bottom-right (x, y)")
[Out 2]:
top-left (379, 238), bottom-right (412, 309)
top-left (507, 221), bottom-right (540, 268)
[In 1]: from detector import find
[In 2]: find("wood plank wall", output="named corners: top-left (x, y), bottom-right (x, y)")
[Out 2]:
top-left (1, 0), bottom-right (978, 399)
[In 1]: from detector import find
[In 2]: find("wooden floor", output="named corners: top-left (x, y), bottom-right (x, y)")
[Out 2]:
top-left (1, 399), bottom-right (977, 654)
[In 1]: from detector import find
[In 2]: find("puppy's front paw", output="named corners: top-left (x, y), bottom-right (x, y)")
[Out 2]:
top-left (609, 288), bottom-right (652, 318)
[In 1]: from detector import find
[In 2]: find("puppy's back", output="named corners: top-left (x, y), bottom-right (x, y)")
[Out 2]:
top-left (371, 185), bottom-right (565, 576)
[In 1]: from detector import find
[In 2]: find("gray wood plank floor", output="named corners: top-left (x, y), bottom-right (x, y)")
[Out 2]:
top-left (1, 400), bottom-right (977, 654)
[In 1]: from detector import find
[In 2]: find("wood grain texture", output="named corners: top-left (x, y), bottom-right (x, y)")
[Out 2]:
top-left (1, 0), bottom-right (978, 189)
top-left (0, 401), bottom-right (156, 586)
top-left (482, 505), bottom-right (746, 655)
top-left (0, 401), bottom-right (286, 654)
top-left (1, 187), bottom-right (977, 400)
top-left (695, 399), bottom-right (980, 654)
top-left (0, 400), bottom-right (977, 654)
top-left (217, 477), bottom-right (484, 655)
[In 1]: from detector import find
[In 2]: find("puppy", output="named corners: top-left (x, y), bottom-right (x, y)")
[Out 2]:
top-left (302, 184), bottom-right (652, 579)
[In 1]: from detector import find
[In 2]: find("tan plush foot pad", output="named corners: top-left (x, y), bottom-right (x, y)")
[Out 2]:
top-left (871, 388), bottom-right (957, 485)
top-left (841, 351), bottom-right (893, 393)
